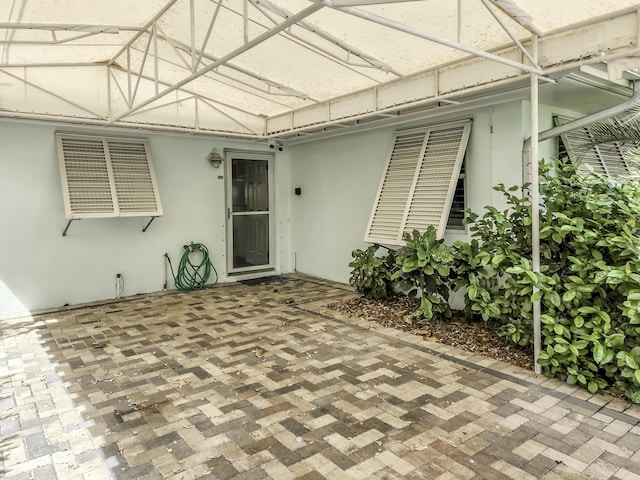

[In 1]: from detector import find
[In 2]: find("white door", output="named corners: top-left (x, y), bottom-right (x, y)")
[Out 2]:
top-left (225, 151), bottom-right (275, 274)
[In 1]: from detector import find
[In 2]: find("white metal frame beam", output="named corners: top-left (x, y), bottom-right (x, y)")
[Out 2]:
top-left (0, 2), bottom-right (282, 123)
top-left (1, 1), bottom-right (639, 141)
top-left (0, 23), bottom-right (137, 46)
top-left (16, 0), bottom-right (390, 123)
top-left (323, 0), bottom-right (424, 5)
top-left (324, 3), bottom-right (543, 75)
top-left (143, 31), bottom-right (314, 101)
top-left (106, 2), bottom-right (324, 125)
top-left (0, 67), bottom-right (104, 118)
top-left (0, 61), bottom-right (267, 135)
top-left (251, 0), bottom-right (402, 76)
top-left (107, 0), bottom-right (179, 67)
top-left (490, 0), bottom-right (544, 36)
top-left (107, 66), bottom-right (263, 120)
top-left (0, 22), bottom-right (128, 33)
top-left (480, 0), bottom-right (538, 66)
top-left (266, 10), bottom-right (640, 136)
top-left (529, 35), bottom-right (542, 375)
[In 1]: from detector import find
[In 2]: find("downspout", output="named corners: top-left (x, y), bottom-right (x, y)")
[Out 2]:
top-left (522, 79), bottom-right (640, 375)
top-left (529, 36), bottom-right (541, 375)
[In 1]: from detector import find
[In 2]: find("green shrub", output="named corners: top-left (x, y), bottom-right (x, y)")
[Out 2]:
top-left (534, 159), bottom-right (640, 402)
top-left (392, 227), bottom-right (454, 320)
top-left (451, 183), bottom-right (536, 345)
top-left (348, 158), bottom-right (640, 402)
top-left (458, 158), bottom-right (640, 402)
top-left (348, 244), bottom-right (396, 300)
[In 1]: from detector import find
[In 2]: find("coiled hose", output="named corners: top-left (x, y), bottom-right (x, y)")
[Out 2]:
top-left (165, 242), bottom-right (218, 291)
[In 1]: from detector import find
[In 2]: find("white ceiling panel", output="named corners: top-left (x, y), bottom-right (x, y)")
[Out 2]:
top-left (0, 0), bottom-right (168, 25)
top-left (507, 0), bottom-right (640, 31)
top-left (2, 45), bottom-right (118, 64)
top-left (0, 0), bottom-right (639, 137)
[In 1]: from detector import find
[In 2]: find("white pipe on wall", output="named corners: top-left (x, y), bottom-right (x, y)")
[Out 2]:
top-left (529, 35), bottom-right (542, 375)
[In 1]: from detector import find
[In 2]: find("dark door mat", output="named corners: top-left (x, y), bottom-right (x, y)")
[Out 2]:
top-left (238, 275), bottom-right (287, 286)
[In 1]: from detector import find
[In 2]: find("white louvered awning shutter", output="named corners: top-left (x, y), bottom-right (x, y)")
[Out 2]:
top-left (108, 141), bottom-right (162, 216)
top-left (404, 125), bottom-right (469, 237)
top-left (597, 143), bottom-right (630, 177)
top-left (56, 133), bottom-right (163, 219)
top-left (554, 115), bottom-right (630, 177)
top-left (365, 130), bottom-right (427, 244)
top-left (58, 136), bottom-right (116, 217)
top-left (365, 120), bottom-right (471, 245)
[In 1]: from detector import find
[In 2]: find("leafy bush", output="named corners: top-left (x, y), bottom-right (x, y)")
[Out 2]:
top-left (392, 227), bottom-right (454, 320)
top-left (533, 159), bottom-right (640, 402)
top-left (348, 158), bottom-right (640, 402)
top-left (458, 158), bottom-right (640, 402)
top-left (348, 244), bottom-right (396, 300)
top-left (451, 183), bottom-right (536, 345)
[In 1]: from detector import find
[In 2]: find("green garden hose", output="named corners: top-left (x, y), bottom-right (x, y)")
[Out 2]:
top-left (165, 242), bottom-right (218, 291)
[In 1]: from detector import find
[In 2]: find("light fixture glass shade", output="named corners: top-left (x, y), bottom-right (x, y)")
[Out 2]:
top-left (207, 149), bottom-right (223, 168)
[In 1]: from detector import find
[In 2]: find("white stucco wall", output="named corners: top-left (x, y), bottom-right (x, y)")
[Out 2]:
top-left (289, 128), bottom-right (394, 283)
top-left (0, 96), bottom-right (591, 314)
top-left (0, 120), bottom-right (290, 313)
top-left (289, 100), bottom-right (531, 284)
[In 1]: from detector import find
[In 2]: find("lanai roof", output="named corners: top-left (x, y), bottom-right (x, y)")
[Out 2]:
top-left (1, 0), bottom-right (640, 140)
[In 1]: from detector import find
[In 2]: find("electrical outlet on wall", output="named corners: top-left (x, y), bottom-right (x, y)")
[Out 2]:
top-left (115, 273), bottom-right (124, 299)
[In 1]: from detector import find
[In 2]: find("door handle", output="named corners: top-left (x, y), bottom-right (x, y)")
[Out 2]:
top-left (227, 207), bottom-right (231, 220)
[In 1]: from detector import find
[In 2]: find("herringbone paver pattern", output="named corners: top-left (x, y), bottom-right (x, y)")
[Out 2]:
top-left (1, 274), bottom-right (639, 479)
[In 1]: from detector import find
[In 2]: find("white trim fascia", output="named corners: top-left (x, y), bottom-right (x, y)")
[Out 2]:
top-left (266, 10), bottom-right (640, 136)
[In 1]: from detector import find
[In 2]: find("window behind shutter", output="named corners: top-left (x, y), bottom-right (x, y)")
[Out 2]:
top-left (57, 133), bottom-right (163, 219)
top-left (365, 120), bottom-right (471, 245)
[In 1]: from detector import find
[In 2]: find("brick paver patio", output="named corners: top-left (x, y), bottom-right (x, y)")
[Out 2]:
top-left (1, 274), bottom-right (639, 479)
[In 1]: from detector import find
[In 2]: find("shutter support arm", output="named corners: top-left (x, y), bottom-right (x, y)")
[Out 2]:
top-left (142, 216), bottom-right (157, 232)
top-left (62, 217), bottom-right (158, 236)
top-left (62, 219), bottom-right (76, 237)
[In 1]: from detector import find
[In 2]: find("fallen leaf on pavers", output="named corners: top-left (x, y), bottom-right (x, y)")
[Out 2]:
top-left (283, 298), bottom-right (295, 304)
top-left (92, 342), bottom-right (108, 348)
top-left (254, 347), bottom-right (265, 358)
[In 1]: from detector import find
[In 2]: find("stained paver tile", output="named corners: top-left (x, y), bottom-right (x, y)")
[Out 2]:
top-left (0, 274), bottom-right (639, 479)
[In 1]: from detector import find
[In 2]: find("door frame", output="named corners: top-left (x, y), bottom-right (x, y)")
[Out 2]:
top-left (224, 149), bottom-right (276, 275)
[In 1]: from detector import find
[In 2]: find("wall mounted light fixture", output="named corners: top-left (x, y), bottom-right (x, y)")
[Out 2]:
top-left (207, 148), bottom-right (223, 168)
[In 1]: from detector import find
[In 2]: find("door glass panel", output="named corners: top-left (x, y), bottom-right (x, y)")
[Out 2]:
top-left (232, 159), bottom-right (268, 212)
top-left (232, 214), bottom-right (269, 268)
top-left (229, 157), bottom-right (271, 271)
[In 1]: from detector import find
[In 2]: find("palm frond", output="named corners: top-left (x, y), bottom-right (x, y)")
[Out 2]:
top-left (573, 105), bottom-right (640, 161)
